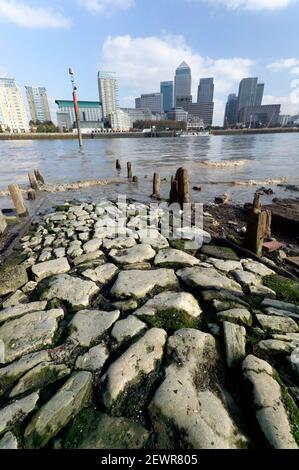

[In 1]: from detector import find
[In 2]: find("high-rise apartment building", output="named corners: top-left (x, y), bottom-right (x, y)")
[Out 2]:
top-left (135, 93), bottom-right (163, 114)
top-left (25, 86), bottom-right (51, 123)
top-left (197, 78), bottom-right (214, 104)
top-left (237, 77), bottom-right (258, 113)
top-left (224, 94), bottom-right (238, 127)
top-left (174, 62), bottom-right (192, 110)
top-left (160, 81), bottom-right (174, 113)
top-left (0, 77), bottom-right (28, 132)
top-left (98, 71), bottom-right (119, 123)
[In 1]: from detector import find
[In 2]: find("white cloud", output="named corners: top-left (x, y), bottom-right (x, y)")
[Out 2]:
top-left (204, 0), bottom-right (296, 11)
top-left (0, 0), bottom-right (71, 28)
top-left (268, 58), bottom-right (299, 71)
top-left (101, 34), bottom-right (253, 99)
top-left (76, 0), bottom-right (134, 15)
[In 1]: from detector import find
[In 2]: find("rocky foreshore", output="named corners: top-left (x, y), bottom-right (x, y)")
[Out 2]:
top-left (0, 199), bottom-right (299, 449)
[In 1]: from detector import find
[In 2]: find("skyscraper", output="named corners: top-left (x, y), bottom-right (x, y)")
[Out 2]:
top-left (160, 81), bottom-right (173, 113)
top-left (25, 86), bottom-right (51, 123)
top-left (98, 71), bottom-right (119, 123)
top-left (197, 78), bottom-right (214, 103)
top-left (224, 94), bottom-right (238, 127)
top-left (135, 93), bottom-right (163, 114)
top-left (0, 77), bottom-right (28, 132)
top-left (237, 77), bottom-right (258, 114)
top-left (255, 83), bottom-right (264, 106)
top-left (174, 62), bottom-right (192, 110)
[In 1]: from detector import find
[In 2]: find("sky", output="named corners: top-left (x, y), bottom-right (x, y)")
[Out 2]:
top-left (0, 0), bottom-right (299, 125)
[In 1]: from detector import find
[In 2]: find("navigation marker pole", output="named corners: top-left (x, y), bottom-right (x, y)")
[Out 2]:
top-left (69, 67), bottom-right (83, 150)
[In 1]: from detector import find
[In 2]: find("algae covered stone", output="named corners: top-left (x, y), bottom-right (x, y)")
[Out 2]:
top-left (111, 316), bottom-right (147, 344)
top-left (0, 265), bottom-right (28, 297)
top-left (154, 248), bottom-right (200, 268)
top-left (24, 371), bottom-right (92, 448)
top-left (69, 309), bottom-right (120, 347)
top-left (0, 392), bottom-right (39, 435)
top-left (223, 321), bottom-right (246, 368)
top-left (177, 267), bottom-right (243, 295)
top-left (32, 257), bottom-right (70, 281)
top-left (109, 244), bottom-right (156, 266)
top-left (75, 344), bottom-right (109, 372)
top-left (134, 291), bottom-right (202, 330)
top-left (102, 328), bottom-right (167, 411)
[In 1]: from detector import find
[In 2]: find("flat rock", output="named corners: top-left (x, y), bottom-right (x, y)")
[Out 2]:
top-left (241, 259), bottom-right (275, 277)
top-left (0, 392), bottom-right (39, 435)
top-left (223, 322), bottom-right (246, 368)
top-left (0, 265), bottom-right (28, 297)
top-left (32, 258), bottom-right (70, 281)
top-left (154, 248), bottom-right (200, 268)
top-left (75, 344), bottom-right (109, 372)
top-left (22, 281), bottom-right (38, 294)
top-left (249, 284), bottom-right (276, 298)
top-left (0, 431), bottom-right (18, 449)
top-left (200, 245), bottom-right (239, 261)
top-left (217, 308), bottom-right (252, 326)
top-left (102, 328), bottom-right (167, 410)
top-left (40, 274), bottom-right (99, 310)
top-left (82, 263), bottom-right (118, 284)
top-left (149, 329), bottom-right (248, 449)
top-left (73, 251), bottom-right (104, 266)
top-left (0, 351), bottom-right (50, 395)
top-left (2, 290), bottom-right (28, 308)
top-left (263, 307), bottom-right (299, 321)
top-left (0, 301), bottom-right (47, 323)
top-left (0, 309), bottom-right (64, 364)
top-left (174, 226), bottom-right (212, 245)
top-left (109, 244), bottom-right (156, 266)
top-left (65, 409), bottom-right (149, 449)
top-left (24, 371), bottom-right (92, 448)
top-left (254, 339), bottom-right (294, 356)
top-left (137, 228), bottom-right (169, 250)
top-left (243, 355), bottom-right (298, 449)
top-left (261, 298), bottom-right (299, 315)
top-left (83, 239), bottom-right (102, 253)
top-left (177, 267), bottom-right (243, 295)
top-left (207, 258), bottom-right (242, 273)
top-left (103, 237), bottom-right (137, 251)
top-left (111, 269), bottom-right (178, 300)
top-left (69, 309), bottom-right (120, 347)
top-left (256, 314), bottom-right (299, 334)
top-left (111, 316), bottom-right (147, 344)
top-left (10, 362), bottom-right (70, 398)
top-left (134, 291), bottom-right (202, 330)
top-left (231, 270), bottom-right (260, 286)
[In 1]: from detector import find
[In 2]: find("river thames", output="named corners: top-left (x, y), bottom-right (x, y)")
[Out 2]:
top-left (1, 133), bottom-right (299, 208)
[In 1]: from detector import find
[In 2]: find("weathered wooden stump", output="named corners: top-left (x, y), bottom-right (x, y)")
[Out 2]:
top-left (8, 184), bottom-right (28, 217)
top-left (0, 209), bottom-right (7, 234)
top-left (132, 176), bottom-right (138, 183)
top-left (28, 173), bottom-right (39, 191)
top-left (34, 169), bottom-right (45, 184)
top-left (27, 189), bottom-right (36, 201)
top-left (169, 167), bottom-right (190, 207)
top-left (127, 162), bottom-right (132, 180)
top-left (245, 192), bottom-right (272, 257)
top-left (116, 159), bottom-right (121, 170)
top-left (152, 172), bottom-right (161, 199)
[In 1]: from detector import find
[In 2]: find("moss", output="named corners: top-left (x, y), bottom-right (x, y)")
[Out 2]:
top-left (263, 275), bottom-right (299, 303)
top-left (63, 406), bottom-right (96, 449)
top-left (274, 373), bottom-right (299, 445)
top-left (242, 295), bottom-right (263, 309)
top-left (139, 308), bottom-right (199, 333)
top-left (169, 239), bottom-right (197, 255)
top-left (227, 234), bottom-right (243, 246)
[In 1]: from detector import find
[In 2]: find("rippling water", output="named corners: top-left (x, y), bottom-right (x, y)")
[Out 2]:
top-left (1, 133), bottom-right (299, 208)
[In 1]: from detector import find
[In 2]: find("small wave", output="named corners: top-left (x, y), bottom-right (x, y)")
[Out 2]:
top-left (200, 159), bottom-right (247, 168)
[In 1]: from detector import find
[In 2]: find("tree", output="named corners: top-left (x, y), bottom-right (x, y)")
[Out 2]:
top-left (0, 124), bottom-right (3, 133)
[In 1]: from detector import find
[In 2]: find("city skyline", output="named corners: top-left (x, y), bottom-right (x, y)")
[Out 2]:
top-left (0, 0), bottom-right (299, 125)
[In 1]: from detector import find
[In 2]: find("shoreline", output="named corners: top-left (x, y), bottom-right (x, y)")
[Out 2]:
top-left (0, 127), bottom-right (298, 140)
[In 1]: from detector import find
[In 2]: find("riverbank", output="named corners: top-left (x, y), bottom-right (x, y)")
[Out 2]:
top-left (0, 197), bottom-right (299, 450)
top-left (1, 127), bottom-right (299, 140)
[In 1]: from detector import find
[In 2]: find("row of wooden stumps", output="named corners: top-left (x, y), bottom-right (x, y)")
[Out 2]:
top-left (116, 160), bottom-right (138, 183)
top-left (244, 192), bottom-right (272, 257)
top-left (7, 169), bottom-right (45, 219)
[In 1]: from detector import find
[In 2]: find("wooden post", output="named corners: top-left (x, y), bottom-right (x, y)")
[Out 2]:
top-left (152, 172), bottom-right (161, 198)
top-left (169, 176), bottom-right (178, 204)
top-left (34, 168), bottom-right (45, 184)
top-left (116, 159), bottom-right (121, 170)
top-left (177, 167), bottom-right (190, 206)
top-left (0, 209), bottom-right (7, 234)
top-left (132, 176), bottom-right (138, 183)
top-left (245, 193), bottom-right (272, 256)
top-left (27, 189), bottom-right (36, 201)
top-left (28, 173), bottom-right (39, 191)
top-left (8, 184), bottom-right (28, 217)
top-left (253, 192), bottom-right (261, 212)
top-left (127, 162), bottom-right (132, 180)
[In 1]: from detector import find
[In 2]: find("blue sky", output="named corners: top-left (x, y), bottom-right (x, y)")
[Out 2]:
top-left (0, 0), bottom-right (299, 124)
